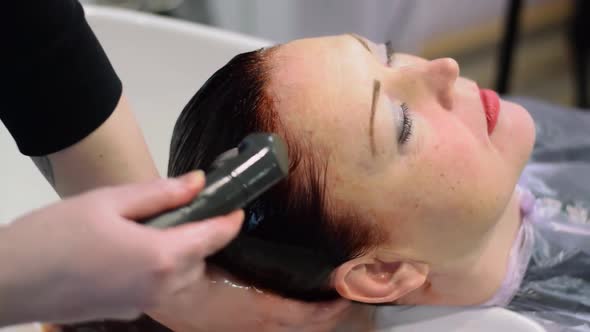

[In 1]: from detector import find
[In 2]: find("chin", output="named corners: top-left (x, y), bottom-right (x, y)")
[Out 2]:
top-left (495, 99), bottom-right (536, 167)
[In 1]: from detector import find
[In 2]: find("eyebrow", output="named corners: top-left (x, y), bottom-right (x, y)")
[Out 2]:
top-left (348, 33), bottom-right (371, 52)
top-left (369, 80), bottom-right (381, 156)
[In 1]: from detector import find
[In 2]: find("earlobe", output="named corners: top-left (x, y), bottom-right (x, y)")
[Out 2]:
top-left (332, 257), bottom-right (428, 304)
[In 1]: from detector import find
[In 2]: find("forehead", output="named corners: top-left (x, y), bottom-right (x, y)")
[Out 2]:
top-left (270, 35), bottom-right (370, 90)
top-left (268, 35), bottom-right (377, 160)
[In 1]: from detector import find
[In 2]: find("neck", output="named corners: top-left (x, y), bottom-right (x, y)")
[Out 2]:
top-left (400, 190), bottom-right (523, 306)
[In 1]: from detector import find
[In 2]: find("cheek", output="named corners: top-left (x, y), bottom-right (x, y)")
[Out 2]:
top-left (402, 133), bottom-right (512, 232)
top-left (415, 116), bottom-right (483, 181)
top-left (416, 138), bottom-right (482, 199)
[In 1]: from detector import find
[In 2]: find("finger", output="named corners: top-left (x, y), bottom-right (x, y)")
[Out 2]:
top-left (163, 209), bottom-right (245, 257)
top-left (112, 171), bottom-right (206, 220)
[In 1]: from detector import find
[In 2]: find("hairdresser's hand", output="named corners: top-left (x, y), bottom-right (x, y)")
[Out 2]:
top-left (146, 267), bottom-right (356, 332)
top-left (0, 172), bottom-right (244, 327)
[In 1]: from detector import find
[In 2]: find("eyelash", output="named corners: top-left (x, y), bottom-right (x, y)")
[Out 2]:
top-left (399, 102), bottom-right (413, 145)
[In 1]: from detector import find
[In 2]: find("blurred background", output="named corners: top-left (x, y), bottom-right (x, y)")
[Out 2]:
top-left (81, 0), bottom-right (588, 108)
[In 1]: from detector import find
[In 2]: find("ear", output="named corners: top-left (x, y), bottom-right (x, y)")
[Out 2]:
top-left (332, 256), bottom-right (428, 303)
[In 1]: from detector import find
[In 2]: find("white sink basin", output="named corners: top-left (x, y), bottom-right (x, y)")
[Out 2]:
top-left (376, 306), bottom-right (545, 331)
top-left (0, 5), bottom-right (545, 332)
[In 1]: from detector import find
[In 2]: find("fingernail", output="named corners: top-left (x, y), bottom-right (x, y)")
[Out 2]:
top-left (182, 170), bottom-right (205, 187)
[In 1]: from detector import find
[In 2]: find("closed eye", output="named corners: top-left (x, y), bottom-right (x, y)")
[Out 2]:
top-left (398, 102), bottom-right (413, 145)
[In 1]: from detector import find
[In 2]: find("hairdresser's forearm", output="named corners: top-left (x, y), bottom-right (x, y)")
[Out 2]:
top-left (32, 94), bottom-right (160, 197)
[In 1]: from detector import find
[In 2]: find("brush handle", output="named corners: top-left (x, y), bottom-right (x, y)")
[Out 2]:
top-left (142, 171), bottom-right (248, 228)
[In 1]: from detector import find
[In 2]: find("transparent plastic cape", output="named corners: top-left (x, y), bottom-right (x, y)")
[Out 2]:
top-left (504, 97), bottom-right (590, 331)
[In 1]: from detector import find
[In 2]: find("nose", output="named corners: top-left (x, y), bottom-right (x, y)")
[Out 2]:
top-left (424, 58), bottom-right (459, 110)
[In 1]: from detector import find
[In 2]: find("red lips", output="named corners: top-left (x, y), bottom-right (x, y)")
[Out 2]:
top-left (479, 89), bottom-right (500, 135)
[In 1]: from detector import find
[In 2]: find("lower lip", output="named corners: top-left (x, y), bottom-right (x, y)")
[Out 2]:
top-left (479, 89), bottom-right (500, 135)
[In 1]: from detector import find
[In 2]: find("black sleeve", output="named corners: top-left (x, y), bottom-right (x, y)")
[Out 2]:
top-left (1, 0), bottom-right (122, 156)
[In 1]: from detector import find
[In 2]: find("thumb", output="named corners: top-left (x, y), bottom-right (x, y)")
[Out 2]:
top-left (113, 171), bottom-right (205, 220)
top-left (163, 210), bottom-right (245, 257)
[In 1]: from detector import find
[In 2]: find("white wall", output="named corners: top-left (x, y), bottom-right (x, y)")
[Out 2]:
top-left (206, 0), bottom-right (554, 53)
top-left (82, 0), bottom-right (557, 53)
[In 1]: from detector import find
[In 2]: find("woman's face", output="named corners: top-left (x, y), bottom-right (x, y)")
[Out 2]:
top-left (269, 34), bottom-right (535, 262)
